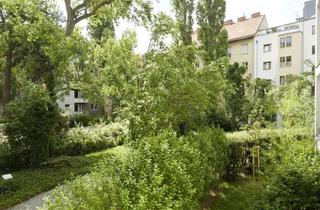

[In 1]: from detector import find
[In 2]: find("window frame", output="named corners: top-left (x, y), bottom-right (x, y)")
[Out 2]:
top-left (280, 76), bottom-right (286, 86)
top-left (75, 103), bottom-right (85, 113)
top-left (280, 57), bottom-right (286, 68)
top-left (263, 44), bottom-right (272, 52)
top-left (286, 36), bottom-right (292, 47)
top-left (263, 61), bottom-right (272, 70)
top-left (286, 56), bottom-right (292, 67)
top-left (312, 25), bottom-right (316, 35)
top-left (241, 44), bottom-right (249, 54)
top-left (312, 45), bottom-right (315, 55)
top-left (280, 37), bottom-right (286, 48)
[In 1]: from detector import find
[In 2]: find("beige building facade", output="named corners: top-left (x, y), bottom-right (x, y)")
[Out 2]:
top-left (224, 13), bottom-right (268, 76)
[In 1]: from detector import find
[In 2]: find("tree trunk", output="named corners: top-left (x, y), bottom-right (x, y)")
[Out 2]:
top-left (2, 42), bottom-right (14, 104)
top-left (64, 0), bottom-right (75, 36)
top-left (65, 20), bottom-right (75, 36)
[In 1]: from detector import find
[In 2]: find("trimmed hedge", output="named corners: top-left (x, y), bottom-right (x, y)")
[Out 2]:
top-left (44, 128), bottom-right (229, 209)
top-left (54, 122), bottom-right (129, 156)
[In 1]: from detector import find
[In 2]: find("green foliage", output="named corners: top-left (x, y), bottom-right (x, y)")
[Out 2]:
top-left (225, 128), bottom-right (313, 180)
top-left (55, 122), bottom-right (129, 156)
top-left (67, 113), bottom-right (106, 128)
top-left (44, 129), bottom-right (229, 209)
top-left (171, 0), bottom-right (194, 45)
top-left (4, 84), bottom-right (61, 168)
top-left (197, 0), bottom-right (228, 63)
top-left (254, 139), bottom-right (320, 210)
top-left (0, 146), bottom-right (128, 209)
top-left (224, 63), bottom-right (248, 131)
top-left (277, 76), bottom-right (314, 128)
top-left (245, 79), bottom-right (277, 129)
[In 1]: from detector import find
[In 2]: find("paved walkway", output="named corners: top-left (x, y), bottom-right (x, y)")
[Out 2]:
top-left (8, 190), bottom-right (53, 210)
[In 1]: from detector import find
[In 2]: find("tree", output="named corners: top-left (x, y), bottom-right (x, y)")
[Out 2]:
top-left (0, 0), bottom-right (68, 104)
top-left (277, 76), bottom-right (314, 128)
top-left (197, 0), bottom-right (228, 63)
top-left (171, 0), bottom-right (194, 45)
top-left (225, 63), bottom-right (248, 131)
top-left (64, 0), bottom-right (152, 36)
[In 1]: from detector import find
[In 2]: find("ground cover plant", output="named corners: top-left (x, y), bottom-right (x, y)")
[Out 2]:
top-left (0, 146), bottom-right (128, 209)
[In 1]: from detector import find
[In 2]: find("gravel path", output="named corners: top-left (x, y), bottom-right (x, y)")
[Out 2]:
top-left (8, 190), bottom-right (53, 210)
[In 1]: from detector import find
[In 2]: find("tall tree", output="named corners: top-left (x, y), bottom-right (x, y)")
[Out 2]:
top-left (171, 0), bottom-right (194, 45)
top-left (64, 0), bottom-right (152, 36)
top-left (197, 0), bottom-right (228, 63)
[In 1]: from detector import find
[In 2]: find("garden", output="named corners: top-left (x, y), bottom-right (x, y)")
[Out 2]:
top-left (0, 0), bottom-right (318, 209)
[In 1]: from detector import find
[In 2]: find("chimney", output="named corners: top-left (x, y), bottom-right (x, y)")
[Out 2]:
top-left (238, 16), bottom-right (246, 22)
top-left (251, 12), bottom-right (261, 18)
top-left (224, 19), bottom-right (233, 26)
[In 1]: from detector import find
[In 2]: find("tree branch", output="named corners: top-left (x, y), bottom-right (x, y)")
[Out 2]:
top-left (74, 0), bottom-right (114, 24)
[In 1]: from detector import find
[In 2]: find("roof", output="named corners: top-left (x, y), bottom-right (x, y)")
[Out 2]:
top-left (224, 15), bottom-right (266, 42)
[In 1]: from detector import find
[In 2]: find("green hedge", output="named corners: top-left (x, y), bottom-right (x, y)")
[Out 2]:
top-left (44, 128), bottom-right (229, 209)
top-left (225, 128), bottom-right (313, 180)
top-left (54, 122), bottom-right (129, 156)
top-left (253, 139), bottom-right (320, 210)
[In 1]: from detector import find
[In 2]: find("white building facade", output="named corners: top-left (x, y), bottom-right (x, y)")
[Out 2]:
top-left (254, 22), bottom-right (304, 85)
top-left (57, 89), bottom-right (98, 115)
top-left (254, 0), bottom-right (316, 85)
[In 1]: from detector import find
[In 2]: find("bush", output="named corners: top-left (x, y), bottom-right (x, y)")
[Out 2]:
top-left (44, 128), bottom-right (229, 209)
top-left (254, 139), bottom-right (320, 210)
top-left (68, 113), bottom-right (105, 128)
top-left (54, 121), bottom-right (129, 156)
top-left (224, 128), bottom-right (312, 180)
top-left (4, 84), bottom-right (61, 168)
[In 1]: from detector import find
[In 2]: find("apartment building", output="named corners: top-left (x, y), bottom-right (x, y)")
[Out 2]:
top-left (224, 13), bottom-right (268, 77)
top-left (254, 22), bottom-right (304, 85)
top-left (254, 0), bottom-right (316, 85)
top-left (57, 89), bottom-right (99, 115)
top-left (303, 0), bottom-right (316, 72)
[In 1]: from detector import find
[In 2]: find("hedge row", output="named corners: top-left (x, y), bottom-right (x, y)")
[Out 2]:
top-left (224, 127), bottom-right (313, 180)
top-left (44, 128), bottom-right (229, 210)
top-left (54, 121), bottom-right (129, 156)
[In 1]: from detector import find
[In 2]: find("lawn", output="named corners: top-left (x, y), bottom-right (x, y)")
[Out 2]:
top-left (0, 146), bottom-right (129, 209)
top-left (210, 178), bottom-right (263, 210)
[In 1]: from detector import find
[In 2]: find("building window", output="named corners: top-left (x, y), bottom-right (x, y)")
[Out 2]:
top-left (75, 103), bottom-right (85, 112)
top-left (280, 57), bottom-right (286, 68)
top-left (280, 37), bottom-right (286, 48)
top-left (280, 76), bottom-right (286, 86)
top-left (286, 36), bottom-right (292, 47)
top-left (263, 62), bottom-right (271, 70)
top-left (228, 47), bottom-right (231, 58)
top-left (280, 36), bottom-right (292, 48)
top-left (65, 104), bottom-right (70, 109)
top-left (312, 25), bottom-right (316, 35)
top-left (242, 61), bottom-right (248, 69)
top-left (264, 44), bottom-right (272, 52)
top-left (241, 44), bottom-right (248, 54)
top-left (286, 56), bottom-right (292, 67)
top-left (312, 45), bottom-right (315, 55)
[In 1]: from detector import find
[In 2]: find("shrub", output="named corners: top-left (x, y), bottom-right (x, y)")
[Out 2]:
top-left (224, 128), bottom-right (312, 180)
top-left (55, 121), bottom-right (129, 156)
top-left (253, 139), bottom-right (320, 210)
top-left (44, 128), bottom-right (229, 209)
top-left (68, 113), bottom-right (105, 128)
top-left (4, 84), bottom-right (61, 168)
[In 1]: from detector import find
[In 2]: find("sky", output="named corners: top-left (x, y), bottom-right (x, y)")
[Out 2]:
top-left (58, 0), bottom-right (308, 54)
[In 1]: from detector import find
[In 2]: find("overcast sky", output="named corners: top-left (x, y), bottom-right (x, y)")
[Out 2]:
top-left (58, 0), bottom-right (308, 53)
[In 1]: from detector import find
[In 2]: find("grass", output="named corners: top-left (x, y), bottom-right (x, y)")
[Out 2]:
top-left (0, 146), bottom-right (129, 209)
top-left (210, 178), bottom-right (263, 210)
